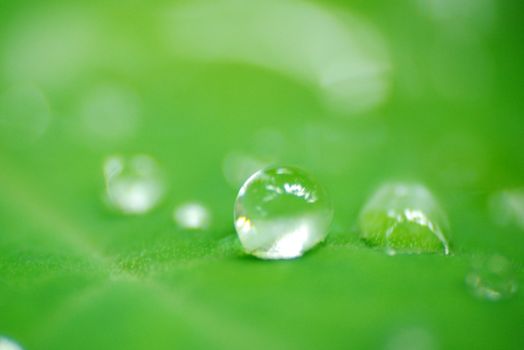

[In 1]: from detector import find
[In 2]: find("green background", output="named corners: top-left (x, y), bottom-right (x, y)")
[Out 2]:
top-left (1, 0), bottom-right (523, 349)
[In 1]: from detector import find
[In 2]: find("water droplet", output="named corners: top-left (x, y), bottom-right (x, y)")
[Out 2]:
top-left (384, 326), bottom-right (437, 350)
top-left (103, 154), bottom-right (166, 214)
top-left (359, 183), bottom-right (450, 255)
top-left (489, 188), bottom-right (524, 231)
top-left (465, 254), bottom-right (518, 301)
top-left (0, 337), bottom-right (23, 350)
top-left (174, 202), bottom-right (211, 230)
top-left (234, 166), bottom-right (332, 259)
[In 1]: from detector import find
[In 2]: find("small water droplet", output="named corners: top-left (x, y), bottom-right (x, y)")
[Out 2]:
top-left (174, 202), bottom-right (211, 230)
top-left (0, 337), bottom-right (23, 350)
top-left (103, 154), bottom-right (166, 214)
top-left (465, 254), bottom-right (518, 301)
top-left (359, 183), bottom-right (450, 255)
top-left (234, 166), bottom-right (332, 260)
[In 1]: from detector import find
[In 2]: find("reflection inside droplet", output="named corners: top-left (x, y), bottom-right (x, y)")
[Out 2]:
top-left (466, 254), bottom-right (518, 301)
top-left (103, 154), bottom-right (166, 214)
top-left (234, 166), bottom-right (332, 259)
top-left (174, 202), bottom-right (211, 230)
top-left (0, 337), bottom-right (23, 350)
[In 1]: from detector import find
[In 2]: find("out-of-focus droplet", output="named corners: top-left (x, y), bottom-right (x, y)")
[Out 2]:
top-left (78, 83), bottom-right (141, 146)
top-left (222, 151), bottom-right (270, 189)
top-left (384, 326), bottom-right (437, 350)
top-left (0, 84), bottom-right (50, 147)
top-left (466, 254), bottom-right (518, 301)
top-left (103, 154), bottom-right (166, 214)
top-left (359, 183), bottom-right (450, 255)
top-left (174, 202), bottom-right (211, 230)
top-left (0, 337), bottom-right (23, 350)
top-left (234, 166), bottom-right (332, 259)
top-left (489, 188), bottom-right (524, 231)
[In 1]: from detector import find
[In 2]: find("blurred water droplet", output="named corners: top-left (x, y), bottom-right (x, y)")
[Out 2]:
top-left (466, 254), bottom-right (518, 301)
top-left (385, 326), bottom-right (437, 350)
top-left (222, 151), bottom-right (270, 189)
top-left (489, 188), bottom-right (524, 231)
top-left (0, 84), bottom-right (50, 147)
top-left (164, 0), bottom-right (390, 114)
top-left (359, 183), bottom-right (450, 255)
top-left (103, 154), bottom-right (166, 214)
top-left (79, 83), bottom-right (141, 146)
top-left (174, 202), bottom-right (211, 230)
top-left (0, 337), bottom-right (23, 350)
top-left (234, 166), bottom-right (332, 259)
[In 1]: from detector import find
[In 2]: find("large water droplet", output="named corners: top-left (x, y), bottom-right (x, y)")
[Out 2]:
top-left (465, 254), bottom-right (518, 301)
top-left (359, 183), bottom-right (450, 255)
top-left (0, 337), bottom-right (23, 350)
top-left (234, 166), bottom-right (332, 260)
top-left (174, 202), bottom-right (211, 230)
top-left (103, 154), bottom-right (166, 214)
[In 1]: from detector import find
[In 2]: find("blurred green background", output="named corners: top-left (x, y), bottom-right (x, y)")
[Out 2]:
top-left (1, 0), bottom-right (523, 349)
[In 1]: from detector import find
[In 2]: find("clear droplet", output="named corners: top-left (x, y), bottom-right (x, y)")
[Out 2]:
top-left (103, 154), bottom-right (166, 214)
top-left (359, 183), bottom-right (450, 255)
top-left (0, 337), bottom-right (23, 350)
top-left (234, 166), bottom-right (333, 260)
top-left (465, 254), bottom-right (518, 301)
top-left (174, 202), bottom-right (211, 230)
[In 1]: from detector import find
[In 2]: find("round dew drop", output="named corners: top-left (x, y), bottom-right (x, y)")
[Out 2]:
top-left (234, 166), bottom-right (333, 260)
